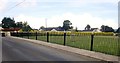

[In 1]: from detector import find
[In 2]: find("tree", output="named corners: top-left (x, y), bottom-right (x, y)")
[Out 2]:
top-left (22, 25), bottom-right (32, 31)
top-left (1, 17), bottom-right (33, 31)
top-left (16, 22), bottom-right (23, 28)
top-left (100, 25), bottom-right (105, 32)
top-left (116, 27), bottom-right (120, 33)
top-left (58, 26), bottom-right (62, 28)
top-left (22, 22), bottom-right (32, 31)
top-left (70, 26), bottom-right (73, 29)
top-left (62, 20), bottom-right (72, 31)
top-left (85, 24), bottom-right (91, 30)
top-left (39, 26), bottom-right (45, 30)
top-left (75, 27), bottom-right (78, 32)
top-left (100, 25), bottom-right (114, 32)
top-left (2, 17), bottom-right (16, 28)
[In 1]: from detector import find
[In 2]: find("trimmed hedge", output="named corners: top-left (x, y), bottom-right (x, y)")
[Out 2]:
top-left (11, 32), bottom-right (114, 36)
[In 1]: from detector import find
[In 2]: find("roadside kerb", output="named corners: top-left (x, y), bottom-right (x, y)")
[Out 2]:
top-left (10, 36), bottom-right (119, 62)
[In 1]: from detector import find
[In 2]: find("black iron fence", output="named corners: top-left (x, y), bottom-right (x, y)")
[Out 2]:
top-left (10, 32), bottom-right (119, 56)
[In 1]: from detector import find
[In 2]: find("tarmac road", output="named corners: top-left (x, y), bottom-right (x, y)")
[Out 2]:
top-left (2, 37), bottom-right (101, 62)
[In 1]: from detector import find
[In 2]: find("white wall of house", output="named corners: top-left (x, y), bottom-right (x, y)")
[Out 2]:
top-left (1, 31), bottom-right (11, 36)
top-left (92, 29), bottom-right (101, 32)
top-left (51, 29), bottom-right (57, 32)
top-left (0, 27), bottom-right (3, 31)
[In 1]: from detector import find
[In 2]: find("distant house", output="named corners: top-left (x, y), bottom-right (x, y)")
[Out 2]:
top-left (51, 29), bottom-right (57, 32)
top-left (0, 27), bottom-right (3, 33)
top-left (82, 28), bottom-right (101, 32)
top-left (32, 29), bottom-right (39, 31)
top-left (0, 27), bottom-right (3, 31)
top-left (40, 27), bottom-right (64, 31)
top-left (1, 28), bottom-right (21, 36)
top-left (92, 28), bottom-right (101, 32)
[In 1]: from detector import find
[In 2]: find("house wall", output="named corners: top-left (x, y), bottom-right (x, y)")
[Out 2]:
top-left (1, 31), bottom-right (11, 36)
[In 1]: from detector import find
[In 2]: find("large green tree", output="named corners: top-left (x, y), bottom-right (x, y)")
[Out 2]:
top-left (2, 17), bottom-right (16, 28)
top-left (62, 20), bottom-right (72, 31)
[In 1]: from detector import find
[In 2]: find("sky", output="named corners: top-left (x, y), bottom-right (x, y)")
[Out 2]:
top-left (0, 0), bottom-right (119, 30)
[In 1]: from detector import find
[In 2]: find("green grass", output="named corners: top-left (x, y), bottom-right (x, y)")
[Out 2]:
top-left (93, 36), bottom-right (119, 56)
top-left (49, 35), bottom-right (64, 45)
top-left (21, 35), bottom-right (119, 56)
top-left (66, 35), bottom-right (91, 50)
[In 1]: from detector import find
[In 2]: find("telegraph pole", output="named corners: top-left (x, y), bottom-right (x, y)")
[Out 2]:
top-left (45, 18), bottom-right (47, 31)
top-left (45, 18), bottom-right (47, 28)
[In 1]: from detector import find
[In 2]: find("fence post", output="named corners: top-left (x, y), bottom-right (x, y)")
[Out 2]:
top-left (17, 31), bottom-right (19, 37)
top-left (90, 34), bottom-right (94, 51)
top-left (16, 32), bottom-right (18, 37)
top-left (28, 32), bottom-right (29, 39)
top-left (118, 35), bottom-right (120, 56)
top-left (64, 32), bottom-right (66, 46)
top-left (21, 32), bottom-right (23, 38)
top-left (47, 32), bottom-right (49, 42)
top-left (20, 32), bottom-right (22, 37)
top-left (36, 32), bottom-right (37, 40)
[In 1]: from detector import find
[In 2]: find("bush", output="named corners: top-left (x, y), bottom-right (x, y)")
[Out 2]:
top-left (11, 31), bottom-right (114, 36)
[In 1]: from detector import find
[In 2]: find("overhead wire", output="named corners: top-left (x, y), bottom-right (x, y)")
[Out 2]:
top-left (7, 0), bottom-right (26, 11)
top-left (0, 0), bottom-right (26, 24)
top-left (2, 0), bottom-right (26, 15)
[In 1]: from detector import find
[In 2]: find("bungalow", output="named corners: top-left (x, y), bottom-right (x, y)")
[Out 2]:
top-left (40, 27), bottom-right (64, 31)
top-left (0, 27), bottom-right (3, 34)
top-left (0, 27), bottom-right (3, 31)
top-left (82, 28), bottom-right (101, 32)
top-left (92, 28), bottom-right (101, 32)
top-left (1, 28), bottom-right (21, 36)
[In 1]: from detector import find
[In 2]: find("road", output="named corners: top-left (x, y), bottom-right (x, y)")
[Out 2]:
top-left (2, 37), bottom-right (101, 62)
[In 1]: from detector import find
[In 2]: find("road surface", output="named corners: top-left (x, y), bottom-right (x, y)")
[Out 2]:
top-left (2, 37), bottom-right (101, 61)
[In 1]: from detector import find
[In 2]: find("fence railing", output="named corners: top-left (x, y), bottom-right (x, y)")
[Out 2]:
top-left (10, 32), bottom-right (119, 56)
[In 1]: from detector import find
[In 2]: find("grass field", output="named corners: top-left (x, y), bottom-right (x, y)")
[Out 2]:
top-left (20, 34), bottom-right (119, 56)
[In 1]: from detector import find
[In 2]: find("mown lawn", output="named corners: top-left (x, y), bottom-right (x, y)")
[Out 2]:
top-left (21, 35), bottom-right (119, 56)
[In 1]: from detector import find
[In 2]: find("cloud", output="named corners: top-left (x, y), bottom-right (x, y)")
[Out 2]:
top-left (0, 0), bottom-right (38, 13)
top-left (0, 0), bottom-right (118, 11)
top-left (33, 0), bottom-right (119, 4)
top-left (0, 0), bottom-right (8, 12)
top-left (11, 0), bottom-right (38, 8)
top-left (12, 0), bottom-right (119, 8)
top-left (15, 14), bottom-right (45, 29)
top-left (15, 13), bottom-right (118, 30)
top-left (68, 0), bottom-right (119, 8)
top-left (77, 0), bottom-right (118, 3)
top-left (20, 0), bottom-right (37, 8)
top-left (57, 12), bottom-right (117, 29)
top-left (67, 0), bottom-right (119, 4)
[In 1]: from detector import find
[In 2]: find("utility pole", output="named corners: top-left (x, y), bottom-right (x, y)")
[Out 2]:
top-left (45, 18), bottom-right (47, 31)
top-left (45, 18), bottom-right (47, 28)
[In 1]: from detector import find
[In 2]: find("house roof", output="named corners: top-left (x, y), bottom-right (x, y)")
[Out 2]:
top-left (2, 28), bottom-right (21, 31)
top-left (82, 28), bottom-right (101, 32)
top-left (41, 27), bottom-right (64, 31)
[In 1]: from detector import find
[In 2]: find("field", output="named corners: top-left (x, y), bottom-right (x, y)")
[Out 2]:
top-left (20, 32), bottom-right (119, 56)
